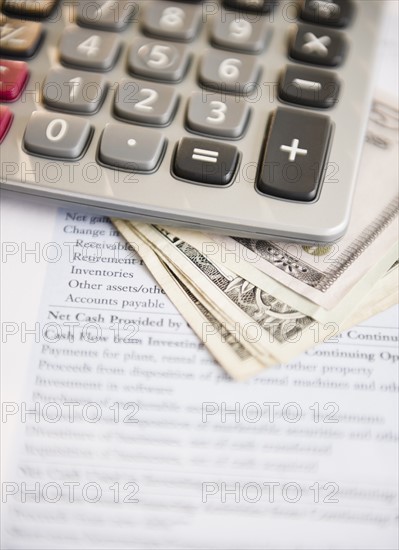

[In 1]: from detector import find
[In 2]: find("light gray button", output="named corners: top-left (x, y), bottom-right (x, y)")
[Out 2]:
top-left (43, 67), bottom-right (107, 114)
top-left (24, 111), bottom-right (92, 159)
top-left (115, 78), bottom-right (179, 126)
top-left (0, 16), bottom-right (42, 57)
top-left (141, 1), bottom-right (202, 41)
top-left (76, 0), bottom-right (138, 31)
top-left (199, 49), bottom-right (260, 95)
top-left (99, 123), bottom-right (166, 171)
top-left (212, 12), bottom-right (270, 53)
top-left (128, 38), bottom-right (190, 82)
top-left (59, 26), bottom-right (120, 71)
top-left (186, 91), bottom-right (250, 138)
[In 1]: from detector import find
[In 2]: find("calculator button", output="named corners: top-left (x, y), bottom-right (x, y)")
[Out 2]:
top-left (173, 137), bottom-right (239, 186)
top-left (3, 0), bottom-right (59, 19)
top-left (114, 78), bottom-right (179, 126)
top-left (301, 0), bottom-right (354, 28)
top-left (199, 49), bottom-right (260, 95)
top-left (142, 1), bottom-right (202, 42)
top-left (212, 12), bottom-right (270, 53)
top-left (0, 16), bottom-right (42, 57)
top-left (0, 59), bottom-right (29, 101)
top-left (24, 111), bottom-right (92, 159)
top-left (76, 0), bottom-right (138, 32)
top-left (257, 108), bottom-right (332, 201)
top-left (186, 91), bottom-right (250, 139)
top-left (128, 38), bottom-right (190, 82)
top-left (59, 26), bottom-right (120, 71)
top-left (99, 123), bottom-right (166, 172)
top-left (222, 0), bottom-right (277, 14)
top-left (290, 24), bottom-right (347, 67)
top-left (42, 67), bottom-right (107, 114)
top-left (279, 65), bottom-right (340, 108)
top-left (0, 105), bottom-right (13, 143)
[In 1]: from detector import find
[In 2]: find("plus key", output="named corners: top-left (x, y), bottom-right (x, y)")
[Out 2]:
top-left (257, 108), bottom-right (332, 202)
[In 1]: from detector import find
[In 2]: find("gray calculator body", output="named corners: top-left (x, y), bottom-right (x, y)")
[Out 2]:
top-left (0, 0), bottom-right (384, 242)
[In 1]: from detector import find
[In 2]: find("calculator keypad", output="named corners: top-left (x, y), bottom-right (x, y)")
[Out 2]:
top-left (0, 0), bottom-right (378, 243)
top-left (115, 78), bottom-right (179, 126)
top-left (59, 26), bottom-right (121, 71)
top-left (42, 67), bottom-right (108, 114)
top-left (24, 111), bottom-right (92, 159)
top-left (128, 38), bottom-right (190, 82)
top-left (186, 92), bottom-right (250, 138)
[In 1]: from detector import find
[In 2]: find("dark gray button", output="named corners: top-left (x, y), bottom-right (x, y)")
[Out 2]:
top-left (114, 78), bottom-right (179, 126)
top-left (222, 0), bottom-right (277, 14)
top-left (128, 38), bottom-right (190, 82)
top-left (43, 67), bottom-right (107, 114)
top-left (59, 26), bottom-right (120, 71)
top-left (173, 137), bottom-right (239, 186)
top-left (99, 123), bottom-right (166, 172)
top-left (290, 24), bottom-right (347, 67)
top-left (301, 0), bottom-right (354, 28)
top-left (257, 108), bottom-right (332, 201)
top-left (279, 65), bottom-right (340, 108)
top-left (212, 12), bottom-right (270, 53)
top-left (76, 0), bottom-right (138, 31)
top-left (199, 49), bottom-right (260, 95)
top-left (186, 91), bottom-right (250, 138)
top-left (141, 1), bottom-right (202, 42)
top-left (24, 111), bottom-right (92, 159)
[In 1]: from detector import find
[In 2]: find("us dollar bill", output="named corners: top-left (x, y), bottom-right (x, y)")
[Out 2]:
top-left (113, 220), bottom-right (273, 380)
top-left (167, 226), bottom-right (398, 325)
top-left (200, 95), bottom-right (399, 310)
top-left (113, 221), bottom-right (397, 379)
top-left (340, 263), bottom-right (398, 329)
top-left (128, 223), bottom-right (348, 365)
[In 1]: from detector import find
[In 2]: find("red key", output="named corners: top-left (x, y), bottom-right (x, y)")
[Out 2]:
top-left (0, 60), bottom-right (29, 101)
top-left (0, 106), bottom-right (13, 142)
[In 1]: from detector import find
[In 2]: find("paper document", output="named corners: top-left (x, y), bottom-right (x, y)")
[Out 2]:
top-left (1, 210), bottom-right (398, 549)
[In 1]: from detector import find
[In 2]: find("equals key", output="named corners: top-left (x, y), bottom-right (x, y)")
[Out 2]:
top-left (173, 138), bottom-right (240, 186)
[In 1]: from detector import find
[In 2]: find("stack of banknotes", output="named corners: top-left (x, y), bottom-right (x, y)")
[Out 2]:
top-left (113, 95), bottom-right (399, 380)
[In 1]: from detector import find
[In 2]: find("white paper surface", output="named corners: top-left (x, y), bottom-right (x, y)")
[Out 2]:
top-left (1, 208), bottom-right (398, 550)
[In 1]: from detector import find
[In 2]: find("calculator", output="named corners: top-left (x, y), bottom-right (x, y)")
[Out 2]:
top-left (0, 0), bottom-right (384, 242)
